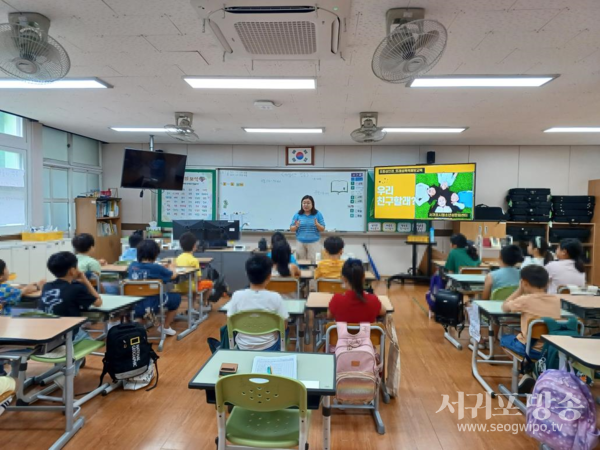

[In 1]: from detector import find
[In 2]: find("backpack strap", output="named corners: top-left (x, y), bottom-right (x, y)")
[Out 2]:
top-left (146, 349), bottom-right (160, 391)
top-left (336, 322), bottom-right (349, 339)
top-left (357, 322), bottom-right (371, 340)
top-left (98, 357), bottom-right (111, 387)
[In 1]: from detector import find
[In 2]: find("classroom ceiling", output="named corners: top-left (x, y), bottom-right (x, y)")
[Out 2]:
top-left (0, 0), bottom-right (600, 146)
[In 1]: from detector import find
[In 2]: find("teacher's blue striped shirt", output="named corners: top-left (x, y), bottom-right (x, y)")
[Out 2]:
top-left (291, 212), bottom-right (325, 244)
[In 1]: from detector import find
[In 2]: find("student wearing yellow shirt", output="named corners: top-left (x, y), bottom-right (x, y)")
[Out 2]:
top-left (314, 236), bottom-right (345, 279)
top-left (174, 232), bottom-right (202, 293)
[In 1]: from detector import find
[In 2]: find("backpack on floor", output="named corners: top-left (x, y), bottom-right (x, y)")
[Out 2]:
top-left (99, 323), bottom-right (159, 391)
top-left (426, 274), bottom-right (446, 312)
top-left (434, 290), bottom-right (464, 328)
top-left (335, 322), bottom-right (381, 404)
top-left (526, 369), bottom-right (599, 450)
top-left (530, 317), bottom-right (580, 378)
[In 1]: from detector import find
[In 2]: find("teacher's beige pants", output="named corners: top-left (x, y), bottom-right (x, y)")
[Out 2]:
top-left (295, 241), bottom-right (321, 263)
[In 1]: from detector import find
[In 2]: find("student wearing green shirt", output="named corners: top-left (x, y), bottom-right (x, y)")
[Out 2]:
top-left (444, 233), bottom-right (480, 273)
top-left (72, 233), bottom-right (106, 275)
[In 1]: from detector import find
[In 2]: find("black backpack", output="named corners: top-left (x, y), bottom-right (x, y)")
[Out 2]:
top-left (205, 264), bottom-right (230, 303)
top-left (434, 289), bottom-right (465, 329)
top-left (100, 323), bottom-right (159, 391)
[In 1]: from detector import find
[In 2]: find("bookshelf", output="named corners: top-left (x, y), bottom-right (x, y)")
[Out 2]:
top-left (75, 197), bottom-right (122, 263)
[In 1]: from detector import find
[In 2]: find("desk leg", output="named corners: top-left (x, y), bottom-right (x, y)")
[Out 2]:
top-left (51, 329), bottom-right (85, 450)
top-left (297, 314), bottom-right (304, 352)
top-left (322, 395), bottom-right (332, 450)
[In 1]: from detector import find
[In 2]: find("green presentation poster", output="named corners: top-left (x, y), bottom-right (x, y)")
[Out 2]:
top-left (366, 170), bottom-right (429, 234)
top-left (157, 169), bottom-right (216, 227)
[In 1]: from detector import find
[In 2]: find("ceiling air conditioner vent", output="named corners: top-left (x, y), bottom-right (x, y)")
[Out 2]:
top-left (234, 21), bottom-right (316, 55)
top-left (192, 0), bottom-right (350, 60)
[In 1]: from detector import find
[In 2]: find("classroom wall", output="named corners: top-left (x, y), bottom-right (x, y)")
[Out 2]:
top-left (102, 143), bottom-right (600, 275)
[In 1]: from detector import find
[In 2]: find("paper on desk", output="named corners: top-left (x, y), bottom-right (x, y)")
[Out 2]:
top-left (252, 355), bottom-right (297, 379)
top-left (467, 303), bottom-right (481, 342)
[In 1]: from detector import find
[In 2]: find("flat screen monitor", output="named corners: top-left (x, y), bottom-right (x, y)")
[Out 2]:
top-left (374, 163), bottom-right (476, 221)
top-left (120, 148), bottom-right (187, 190)
top-left (172, 220), bottom-right (240, 249)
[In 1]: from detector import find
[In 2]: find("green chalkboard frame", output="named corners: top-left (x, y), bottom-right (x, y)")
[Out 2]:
top-left (157, 168), bottom-right (217, 227)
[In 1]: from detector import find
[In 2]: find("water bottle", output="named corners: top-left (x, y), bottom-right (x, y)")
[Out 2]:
top-left (429, 225), bottom-right (435, 243)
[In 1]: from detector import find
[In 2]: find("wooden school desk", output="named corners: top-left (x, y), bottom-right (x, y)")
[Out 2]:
top-left (0, 316), bottom-right (85, 450)
top-left (84, 294), bottom-right (145, 339)
top-left (541, 335), bottom-right (600, 370)
top-left (297, 259), bottom-right (317, 267)
top-left (560, 294), bottom-right (600, 320)
top-left (300, 270), bottom-right (376, 282)
top-left (470, 300), bottom-right (574, 399)
top-left (172, 266), bottom-right (210, 341)
top-left (447, 273), bottom-right (487, 297)
top-left (219, 300), bottom-right (307, 351)
top-left (188, 349), bottom-right (336, 450)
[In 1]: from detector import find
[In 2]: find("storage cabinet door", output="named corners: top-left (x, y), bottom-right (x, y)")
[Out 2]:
top-left (0, 248), bottom-right (12, 271)
top-left (11, 245), bottom-right (30, 284)
top-left (45, 241), bottom-right (62, 281)
top-left (29, 244), bottom-right (47, 283)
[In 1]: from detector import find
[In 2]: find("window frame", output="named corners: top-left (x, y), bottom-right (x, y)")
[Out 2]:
top-left (0, 146), bottom-right (28, 235)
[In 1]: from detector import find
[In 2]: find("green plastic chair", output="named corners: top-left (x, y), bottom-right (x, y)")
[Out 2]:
top-left (490, 286), bottom-right (518, 301)
top-left (227, 310), bottom-right (286, 351)
top-left (215, 374), bottom-right (310, 449)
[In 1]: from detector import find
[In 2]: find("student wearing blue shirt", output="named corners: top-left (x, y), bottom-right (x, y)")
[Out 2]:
top-left (120, 231), bottom-right (143, 261)
top-left (128, 240), bottom-right (182, 336)
top-left (290, 195), bottom-right (325, 262)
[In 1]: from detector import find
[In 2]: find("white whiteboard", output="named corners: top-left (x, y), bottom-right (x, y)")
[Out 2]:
top-left (218, 170), bottom-right (367, 231)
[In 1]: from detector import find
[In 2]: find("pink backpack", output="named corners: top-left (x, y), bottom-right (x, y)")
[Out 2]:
top-left (334, 322), bottom-right (381, 404)
top-left (526, 369), bottom-right (599, 450)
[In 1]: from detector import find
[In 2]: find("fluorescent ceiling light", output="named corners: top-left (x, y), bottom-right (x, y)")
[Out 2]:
top-left (409, 75), bottom-right (557, 88)
top-left (0, 78), bottom-right (111, 89)
top-left (184, 77), bottom-right (316, 90)
top-left (244, 128), bottom-right (323, 134)
top-left (111, 127), bottom-right (168, 132)
top-left (383, 127), bottom-right (467, 133)
top-left (544, 127), bottom-right (600, 133)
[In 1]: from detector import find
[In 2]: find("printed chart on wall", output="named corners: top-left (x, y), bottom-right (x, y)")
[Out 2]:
top-left (218, 170), bottom-right (367, 231)
top-left (374, 163), bottom-right (476, 221)
top-left (158, 169), bottom-right (216, 227)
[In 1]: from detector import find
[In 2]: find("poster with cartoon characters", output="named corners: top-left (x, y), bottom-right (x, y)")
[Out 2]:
top-left (374, 163), bottom-right (475, 221)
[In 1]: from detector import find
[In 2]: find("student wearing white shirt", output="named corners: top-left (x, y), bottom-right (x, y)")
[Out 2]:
top-left (521, 236), bottom-right (554, 269)
top-left (227, 254), bottom-right (289, 351)
top-left (545, 239), bottom-right (586, 294)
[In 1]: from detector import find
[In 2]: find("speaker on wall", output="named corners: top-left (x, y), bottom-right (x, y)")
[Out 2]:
top-left (426, 151), bottom-right (435, 164)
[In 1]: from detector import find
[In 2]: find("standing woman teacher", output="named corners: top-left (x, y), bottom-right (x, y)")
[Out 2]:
top-left (290, 195), bottom-right (326, 262)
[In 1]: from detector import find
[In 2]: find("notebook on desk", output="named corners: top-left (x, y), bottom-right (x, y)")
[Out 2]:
top-left (251, 355), bottom-right (319, 389)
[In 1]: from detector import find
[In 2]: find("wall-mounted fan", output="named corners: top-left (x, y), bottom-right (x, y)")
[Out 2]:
top-left (372, 8), bottom-right (447, 84)
top-left (0, 12), bottom-right (70, 83)
top-left (350, 112), bottom-right (386, 144)
top-left (165, 112), bottom-right (200, 142)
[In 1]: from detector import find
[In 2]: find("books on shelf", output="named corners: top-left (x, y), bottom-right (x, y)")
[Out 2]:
top-left (96, 200), bottom-right (119, 218)
top-left (96, 222), bottom-right (118, 236)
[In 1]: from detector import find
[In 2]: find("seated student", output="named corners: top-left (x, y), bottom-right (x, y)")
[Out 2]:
top-left (0, 259), bottom-right (45, 316)
top-left (40, 252), bottom-right (102, 343)
top-left (500, 265), bottom-right (561, 358)
top-left (120, 231), bottom-right (143, 261)
top-left (545, 238), bottom-right (586, 294)
top-left (128, 240), bottom-right (182, 336)
top-left (314, 236), bottom-right (345, 280)
top-left (173, 232), bottom-right (213, 302)
top-left (327, 259), bottom-right (385, 322)
top-left (482, 245), bottom-right (523, 300)
top-left (72, 233), bottom-right (107, 276)
top-left (267, 232), bottom-right (298, 265)
top-left (226, 255), bottom-right (289, 351)
top-left (271, 241), bottom-right (301, 279)
top-left (444, 233), bottom-right (480, 274)
top-left (521, 236), bottom-right (553, 269)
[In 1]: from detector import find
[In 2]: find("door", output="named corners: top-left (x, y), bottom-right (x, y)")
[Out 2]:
top-left (29, 244), bottom-right (47, 283)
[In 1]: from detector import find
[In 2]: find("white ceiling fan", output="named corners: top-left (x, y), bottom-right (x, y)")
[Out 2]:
top-left (164, 112), bottom-right (200, 142)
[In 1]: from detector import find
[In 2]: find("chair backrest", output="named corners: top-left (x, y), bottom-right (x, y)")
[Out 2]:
top-left (227, 310), bottom-right (285, 350)
top-left (557, 285), bottom-right (571, 294)
top-left (525, 318), bottom-right (584, 355)
top-left (216, 374), bottom-right (308, 417)
top-left (267, 277), bottom-right (300, 298)
top-left (490, 285), bottom-right (518, 301)
top-left (459, 266), bottom-right (490, 275)
top-left (325, 322), bottom-right (383, 347)
top-left (121, 280), bottom-right (163, 297)
top-left (317, 278), bottom-right (345, 294)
